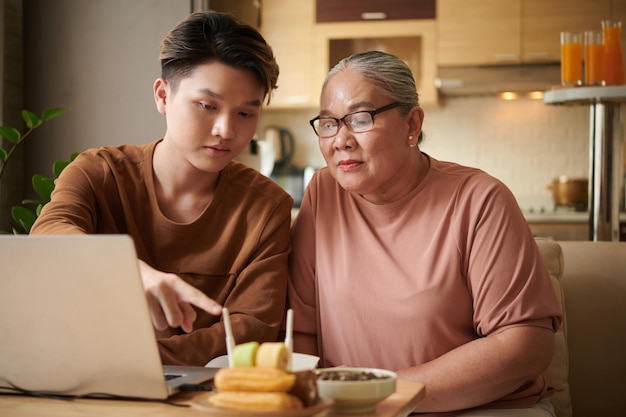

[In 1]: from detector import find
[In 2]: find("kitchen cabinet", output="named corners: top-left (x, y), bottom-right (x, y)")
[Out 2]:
top-left (315, 0), bottom-right (435, 22)
top-left (523, 0), bottom-right (611, 62)
top-left (313, 19), bottom-right (438, 106)
top-left (261, 0), bottom-right (438, 109)
top-left (437, 0), bottom-right (611, 66)
top-left (260, 0), bottom-right (317, 108)
top-left (196, 0), bottom-right (260, 28)
top-left (437, 0), bottom-right (521, 66)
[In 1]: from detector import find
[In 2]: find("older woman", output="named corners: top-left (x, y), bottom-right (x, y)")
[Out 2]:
top-left (288, 51), bottom-right (562, 416)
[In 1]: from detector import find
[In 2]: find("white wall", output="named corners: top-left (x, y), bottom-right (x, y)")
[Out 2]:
top-left (23, 0), bottom-right (189, 180)
top-left (420, 96), bottom-right (591, 212)
top-left (259, 96), bottom-right (615, 213)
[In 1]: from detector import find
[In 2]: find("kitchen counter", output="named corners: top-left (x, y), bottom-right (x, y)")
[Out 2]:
top-left (525, 211), bottom-right (626, 241)
top-left (523, 211), bottom-right (626, 224)
top-left (523, 211), bottom-right (589, 223)
top-left (296, 208), bottom-right (602, 223)
top-left (524, 211), bottom-right (589, 240)
top-left (292, 209), bottom-right (624, 240)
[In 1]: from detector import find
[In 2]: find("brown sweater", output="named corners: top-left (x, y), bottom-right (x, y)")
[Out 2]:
top-left (31, 141), bottom-right (293, 366)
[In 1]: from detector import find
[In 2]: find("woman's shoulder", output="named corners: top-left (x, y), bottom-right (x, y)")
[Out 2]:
top-left (430, 156), bottom-right (488, 178)
top-left (428, 156), bottom-right (505, 189)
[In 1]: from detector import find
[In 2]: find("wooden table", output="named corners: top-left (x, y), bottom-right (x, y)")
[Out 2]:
top-left (0, 379), bottom-right (425, 417)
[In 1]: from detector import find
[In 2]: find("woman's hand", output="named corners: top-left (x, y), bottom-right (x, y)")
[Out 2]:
top-left (138, 260), bottom-right (222, 333)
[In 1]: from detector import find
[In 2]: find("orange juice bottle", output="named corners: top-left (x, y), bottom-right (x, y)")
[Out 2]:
top-left (561, 32), bottom-right (583, 86)
top-left (602, 20), bottom-right (625, 85)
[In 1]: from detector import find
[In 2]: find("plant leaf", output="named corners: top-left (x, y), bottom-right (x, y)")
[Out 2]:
top-left (42, 107), bottom-right (70, 121)
top-left (0, 126), bottom-right (21, 144)
top-left (11, 206), bottom-right (36, 234)
top-left (0, 147), bottom-right (7, 163)
top-left (52, 159), bottom-right (71, 178)
top-left (22, 110), bottom-right (42, 129)
top-left (32, 174), bottom-right (55, 201)
top-left (21, 198), bottom-right (44, 206)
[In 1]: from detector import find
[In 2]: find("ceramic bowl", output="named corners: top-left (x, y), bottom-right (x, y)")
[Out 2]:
top-left (314, 367), bottom-right (397, 413)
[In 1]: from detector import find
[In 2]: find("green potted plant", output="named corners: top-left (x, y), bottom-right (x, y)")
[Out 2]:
top-left (0, 107), bottom-right (72, 233)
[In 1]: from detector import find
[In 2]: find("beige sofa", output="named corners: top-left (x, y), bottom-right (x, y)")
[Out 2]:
top-left (536, 238), bottom-right (626, 417)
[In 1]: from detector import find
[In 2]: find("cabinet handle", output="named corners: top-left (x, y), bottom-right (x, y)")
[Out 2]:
top-left (525, 52), bottom-right (550, 61)
top-left (494, 53), bottom-right (519, 62)
top-left (361, 12), bottom-right (387, 20)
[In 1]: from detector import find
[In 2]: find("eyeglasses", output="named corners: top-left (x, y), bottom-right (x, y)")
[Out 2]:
top-left (309, 102), bottom-right (401, 138)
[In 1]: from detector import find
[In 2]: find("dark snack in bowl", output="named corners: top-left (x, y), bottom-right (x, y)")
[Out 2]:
top-left (316, 369), bottom-right (391, 381)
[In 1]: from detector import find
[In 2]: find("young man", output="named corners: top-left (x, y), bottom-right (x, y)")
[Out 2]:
top-left (31, 11), bottom-right (292, 366)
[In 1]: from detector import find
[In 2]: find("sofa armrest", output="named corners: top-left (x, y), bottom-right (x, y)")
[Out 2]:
top-left (535, 237), bottom-right (571, 417)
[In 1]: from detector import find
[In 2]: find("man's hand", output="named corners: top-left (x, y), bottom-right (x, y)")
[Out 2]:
top-left (138, 260), bottom-right (222, 333)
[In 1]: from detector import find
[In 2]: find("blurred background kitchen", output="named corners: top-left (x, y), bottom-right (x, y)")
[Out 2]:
top-left (1, 0), bottom-right (625, 240)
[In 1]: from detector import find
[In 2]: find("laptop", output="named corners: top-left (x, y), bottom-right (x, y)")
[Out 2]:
top-left (0, 234), bottom-right (218, 400)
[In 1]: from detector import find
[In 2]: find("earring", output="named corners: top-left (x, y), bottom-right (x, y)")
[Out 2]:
top-left (408, 135), bottom-right (416, 148)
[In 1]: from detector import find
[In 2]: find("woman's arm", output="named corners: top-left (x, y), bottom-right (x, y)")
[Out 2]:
top-left (397, 325), bottom-right (555, 413)
top-left (400, 175), bottom-right (560, 413)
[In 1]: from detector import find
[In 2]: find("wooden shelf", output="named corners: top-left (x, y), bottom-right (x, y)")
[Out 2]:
top-left (544, 85), bottom-right (626, 241)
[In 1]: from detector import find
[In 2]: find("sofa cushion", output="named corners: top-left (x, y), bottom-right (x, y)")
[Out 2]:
top-left (557, 241), bottom-right (626, 417)
top-left (534, 238), bottom-right (571, 417)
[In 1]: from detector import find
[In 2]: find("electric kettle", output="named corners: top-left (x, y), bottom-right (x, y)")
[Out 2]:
top-left (235, 137), bottom-right (275, 177)
top-left (264, 126), bottom-right (295, 168)
top-left (234, 126), bottom-right (296, 178)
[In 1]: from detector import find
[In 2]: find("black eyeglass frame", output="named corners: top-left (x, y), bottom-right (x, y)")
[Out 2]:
top-left (309, 102), bottom-right (402, 138)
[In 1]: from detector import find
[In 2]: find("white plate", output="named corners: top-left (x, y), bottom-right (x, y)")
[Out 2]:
top-left (191, 394), bottom-right (333, 416)
top-left (205, 353), bottom-right (320, 372)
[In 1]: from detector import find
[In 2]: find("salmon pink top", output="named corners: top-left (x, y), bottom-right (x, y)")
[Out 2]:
top-left (289, 154), bottom-right (562, 412)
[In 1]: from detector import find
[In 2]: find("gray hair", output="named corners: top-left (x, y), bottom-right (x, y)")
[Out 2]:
top-left (323, 50), bottom-right (423, 142)
top-left (323, 50), bottom-right (420, 116)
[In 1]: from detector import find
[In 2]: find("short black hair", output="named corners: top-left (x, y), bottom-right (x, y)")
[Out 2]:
top-left (159, 11), bottom-right (279, 103)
